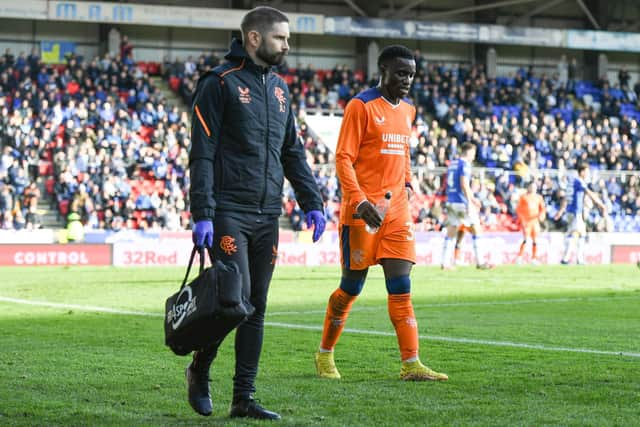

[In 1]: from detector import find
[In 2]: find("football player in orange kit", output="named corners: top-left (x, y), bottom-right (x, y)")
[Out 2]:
top-left (515, 181), bottom-right (546, 264)
top-left (314, 45), bottom-right (448, 382)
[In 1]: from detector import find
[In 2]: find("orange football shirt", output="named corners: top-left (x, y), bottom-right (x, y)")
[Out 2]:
top-left (516, 193), bottom-right (546, 223)
top-left (336, 88), bottom-right (415, 226)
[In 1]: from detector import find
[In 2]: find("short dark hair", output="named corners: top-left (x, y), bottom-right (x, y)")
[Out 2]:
top-left (577, 163), bottom-right (589, 174)
top-left (461, 142), bottom-right (476, 154)
top-left (241, 6), bottom-right (289, 38)
top-left (377, 45), bottom-right (414, 69)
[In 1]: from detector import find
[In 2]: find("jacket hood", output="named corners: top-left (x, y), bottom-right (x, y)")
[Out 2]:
top-left (224, 38), bottom-right (250, 61)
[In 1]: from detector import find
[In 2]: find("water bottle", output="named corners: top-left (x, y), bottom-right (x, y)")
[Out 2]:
top-left (365, 191), bottom-right (392, 234)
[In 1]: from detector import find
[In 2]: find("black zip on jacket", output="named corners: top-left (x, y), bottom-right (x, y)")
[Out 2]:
top-left (189, 39), bottom-right (323, 221)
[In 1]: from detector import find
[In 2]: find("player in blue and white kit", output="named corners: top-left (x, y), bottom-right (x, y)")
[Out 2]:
top-left (555, 164), bottom-right (606, 264)
top-left (441, 143), bottom-right (491, 269)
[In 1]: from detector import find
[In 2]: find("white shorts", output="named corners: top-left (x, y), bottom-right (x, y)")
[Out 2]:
top-left (566, 213), bottom-right (586, 235)
top-left (446, 202), bottom-right (479, 228)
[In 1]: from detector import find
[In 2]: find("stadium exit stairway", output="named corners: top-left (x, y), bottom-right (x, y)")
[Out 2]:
top-left (36, 178), bottom-right (62, 229)
top-left (150, 76), bottom-right (186, 117)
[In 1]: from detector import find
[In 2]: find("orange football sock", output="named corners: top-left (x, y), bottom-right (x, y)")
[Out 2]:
top-left (319, 288), bottom-right (357, 351)
top-left (388, 293), bottom-right (419, 361)
top-left (454, 247), bottom-right (460, 263)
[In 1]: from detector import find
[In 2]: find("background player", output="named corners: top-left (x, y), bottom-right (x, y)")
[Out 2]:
top-left (441, 143), bottom-right (492, 269)
top-left (515, 181), bottom-right (546, 264)
top-left (314, 45), bottom-right (448, 382)
top-left (556, 164), bottom-right (607, 264)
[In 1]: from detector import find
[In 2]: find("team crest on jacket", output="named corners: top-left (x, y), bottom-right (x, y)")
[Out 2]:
top-left (238, 86), bottom-right (251, 104)
top-left (274, 87), bottom-right (286, 112)
top-left (220, 236), bottom-right (238, 255)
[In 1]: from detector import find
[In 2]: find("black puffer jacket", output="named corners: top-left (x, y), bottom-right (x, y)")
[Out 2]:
top-left (189, 39), bottom-right (322, 221)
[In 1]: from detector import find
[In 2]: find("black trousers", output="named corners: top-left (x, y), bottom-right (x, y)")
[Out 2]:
top-left (200, 211), bottom-right (279, 400)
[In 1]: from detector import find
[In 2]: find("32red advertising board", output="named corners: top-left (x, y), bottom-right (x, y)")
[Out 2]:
top-left (0, 244), bottom-right (112, 266)
top-left (610, 245), bottom-right (640, 263)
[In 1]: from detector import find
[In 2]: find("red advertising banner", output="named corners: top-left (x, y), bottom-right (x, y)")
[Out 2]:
top-left (610, 245), bottom-right (640, 263)
top-left (0, 244), bottom-right (112, 266)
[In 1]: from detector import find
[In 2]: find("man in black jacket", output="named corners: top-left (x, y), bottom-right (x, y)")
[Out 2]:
top-left (187, 6), bottom-right (326, 421)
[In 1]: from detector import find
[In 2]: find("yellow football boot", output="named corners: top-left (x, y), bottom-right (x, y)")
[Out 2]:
top-left (315, 351), bottom-right (341, 379)
top-left (400, 360), bottom-right (448, 381)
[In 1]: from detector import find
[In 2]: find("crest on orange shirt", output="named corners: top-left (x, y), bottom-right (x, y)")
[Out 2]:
top-left (351, 249), bottom-right (365, 265)
top-left (220, 235), bottom-right (238, 255)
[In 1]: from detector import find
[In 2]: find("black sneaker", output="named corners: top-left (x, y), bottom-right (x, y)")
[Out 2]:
top-left (185, 363), bottom-right (212, 416)
top-left (230, 397), bottom-right (281, 420)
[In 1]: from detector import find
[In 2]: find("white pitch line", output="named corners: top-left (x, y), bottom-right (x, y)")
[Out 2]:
top-left (264, 322), bottom-right (640, 358)
top-left (267, 294), bottom-right (640, 316)
top-left (1, 296), bottom-right (639, 359)
top-left (0, 296), bottom-right (161, 318)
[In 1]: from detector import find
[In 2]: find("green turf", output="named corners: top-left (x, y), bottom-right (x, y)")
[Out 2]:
top-left (1, 265), bottom-right (639, 426)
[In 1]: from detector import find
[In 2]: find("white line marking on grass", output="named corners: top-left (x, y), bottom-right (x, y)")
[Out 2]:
top-left (265, 322), bottom-right (640, 359)
top-left (267, 295), bottom-right (640, 316)
top-left (0, 296), bottom-right (162, 318)
top-left (2, 296), bottom-right (639, 359)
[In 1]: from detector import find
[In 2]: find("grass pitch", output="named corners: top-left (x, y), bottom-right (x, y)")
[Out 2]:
top-left (1, 265), bottom-right (639, 426)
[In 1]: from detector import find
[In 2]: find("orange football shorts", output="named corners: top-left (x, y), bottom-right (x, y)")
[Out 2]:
top-left (339, 212), bottom-right (416, 270)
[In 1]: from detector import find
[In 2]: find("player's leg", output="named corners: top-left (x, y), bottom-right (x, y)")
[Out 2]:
top-left (378, 216), bottom-right (447, 381)
top-left (382, 259), bottom-right (417, 362)
top-left (316, 267), bottom-right (366, 379)
top-left (516, 225), bottom-right (528, 264)
top-left (561, 233), bottom-right (573, 264)
top-left (561, 214), bottom-right (577, 264)
top-left (229, 214), bottom-right (281, 420)
top-left (316, 224), bottom-right (372, 379)
top-left (530, 222), bottom-right (540, 263)
top-left (575, 216), bottom-right (587, 264)
top-left (381, 258), bottom-right (448, 381)
top-left (186, 212), bottom-right (252, 417)
top-left (454, 226), bottom-right (465, 265)
top-left (441, 223), bottom-right (457, 269)
top-left (442, 203), bottom-right (460, 269)
top-left (470, 223), bottom-right (493, 269)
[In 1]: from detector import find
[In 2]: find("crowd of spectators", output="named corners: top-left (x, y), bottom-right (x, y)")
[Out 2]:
top-left (1, 46), bottom-right (191, 231)
top-left (1, 45), bottom-right (639, 233)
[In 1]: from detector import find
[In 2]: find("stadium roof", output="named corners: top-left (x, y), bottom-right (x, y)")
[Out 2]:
top-left (69, 0), bottom-right (639, 32)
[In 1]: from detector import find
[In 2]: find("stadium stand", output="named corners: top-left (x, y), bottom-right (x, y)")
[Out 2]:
top-left (1, 48), bottom-right (638, 232)
top-left (164, 51), bottom-right (639, 232)
top-left (0, 49), bottom-right (190, 231)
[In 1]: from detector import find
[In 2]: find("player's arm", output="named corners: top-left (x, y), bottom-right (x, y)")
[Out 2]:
top-left (585, 188), bottom-right (606, 214)
top-left (281, 102), bottom-right (323, 213)
top-left (335, 99), bottom-right (368, 208)
top-left (189, 73), bottom-right (224, 221)
top-left (335, 99), bottom-right (382, 228)
top-left (460, 165), bottom-right (479, 209)
top-left (516, 196), bottom-right (526, 224)
top-left (538, 195), bottom-right (547, 222)
top-left (554, 195), bottom-right (567, 221)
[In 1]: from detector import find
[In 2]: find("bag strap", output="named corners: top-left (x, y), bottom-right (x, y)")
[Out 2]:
top-left (180, 246), bottom-right (216, 290)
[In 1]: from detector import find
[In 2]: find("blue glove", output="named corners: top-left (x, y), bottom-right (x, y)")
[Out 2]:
top-left (305, 210), bottom-right (326, 243)
top-left (192, 219), bottom-right (214, 248)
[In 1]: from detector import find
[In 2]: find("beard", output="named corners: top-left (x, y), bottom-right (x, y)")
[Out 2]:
top-left (256, 43), bottom-right (285, 66)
